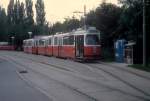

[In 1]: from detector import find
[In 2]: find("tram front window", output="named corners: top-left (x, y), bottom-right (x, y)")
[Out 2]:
top-left (86, 35), bottom-right (99, 45)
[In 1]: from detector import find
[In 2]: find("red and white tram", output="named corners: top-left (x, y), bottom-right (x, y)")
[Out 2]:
top-left (23, 27), bottom-right (101, 61)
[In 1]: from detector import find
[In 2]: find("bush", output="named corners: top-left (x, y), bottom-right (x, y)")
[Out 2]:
top-left (101, 47), bottom-right (115, 62)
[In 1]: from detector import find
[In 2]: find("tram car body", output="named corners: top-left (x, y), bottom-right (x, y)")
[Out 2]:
top-left (32, 39), bottom-right (38, 54)
top-left (24, 39), bottom-right (33, 54)
top-left (23, 27), bottom-right (101, 60)
top-left (23, 39), bottom-right (37, 54)
top-left (74, 29), bottom-right (101, 60)
top-left (52, 34), bottom-right (61, 57)
top-left (37, 36), bottom-right (47, 55)
top-left (45, 36), bottom-right (53, 56)
top-left (23, 40), bottom-right (28, 53)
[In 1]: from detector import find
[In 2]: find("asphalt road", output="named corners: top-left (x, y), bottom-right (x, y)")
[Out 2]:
top-left (0, 51), bottom-right (150, 101)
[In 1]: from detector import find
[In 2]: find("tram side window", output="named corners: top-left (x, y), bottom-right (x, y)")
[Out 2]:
top-left (88, 30), bottom-right (99, 33)
top-left (59, 38), bottom-right (63, 45)
top-left (45, 40), bottom-right (48, 46)
top-left (36, 40), bottom-right (38, 46)
top-left (54, 37), bottom-right (58, 45)
top-left (86, 35), bottom-right (99, 45)
top-left (68, 36), bottom-right (74, 45)
top-left (28, 41), bottom-right (31, 46)
top-left (63, 37), bottom-right (68, 45)
top-left (49, 38), bottom-right (51, 45)
top-left (63, 36), bottom-right (74, 45)
top-left (39, 40), bottom-right (45, 46)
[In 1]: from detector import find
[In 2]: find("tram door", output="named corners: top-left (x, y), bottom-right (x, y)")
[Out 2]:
top-left (75, 35), bottom-right (84, 58)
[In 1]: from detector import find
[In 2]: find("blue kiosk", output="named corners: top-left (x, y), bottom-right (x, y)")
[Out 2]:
top-left (114, 39), bottom-right (126, 63)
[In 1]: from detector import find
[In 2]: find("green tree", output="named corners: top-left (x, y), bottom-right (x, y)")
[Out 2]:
top-left (63, 17), bottom-right (80, 32)
top-left (35, 0), bottom-right (45, 26)
top-left (94, 3), bottom-right (121, 47)
top-left (86, 10), bottom-right (97, 27)
top-left (119, 0), bottom-right (142, 6)
top-left (8, 0), bottom-right (26, 48)
top-left (25, 0), bottom-right (34, 25)
top-left (119, 0), bottom-right (150, 62)
top-left (0, 7), bottom-right (8, 41)
top-left (24, 0), bottom-right (34, 39)
top-left (7, 0), bottom-right (15, 24)
top-left (50, 17), bottom-right (80, 34)
top-left (118, 1), bottom-right (143, 40)
top-left (35, 0), bottom-right (46, 35)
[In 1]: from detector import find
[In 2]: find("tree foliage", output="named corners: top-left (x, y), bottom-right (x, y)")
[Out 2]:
top-left (118, 0), bottom-right (143, 40)
top-left (0, 7), bottom-right (8, 41)
top-left (35, 0), bottom-right (45, 26)
top-left (35, 0), bottom-right (48, 35)
top-left (25, 0), bottom-right (34, 25)
top-left (50, 17), bottom-right (80, 34)
top-left (7, 0), bottom-right (14, 25)
top-left (0, 0), bottom-right (49, 49)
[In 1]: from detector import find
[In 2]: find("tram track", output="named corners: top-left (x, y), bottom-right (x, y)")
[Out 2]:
top-left (85, 63), bottom-right (150, 98)
top-left (15, 52), bottom-right (150, 81)
top-left (99, 62), bottom-right (150, 81)
top-left (3, 55), bottom-right (98, 101)
top-left (12, 53), bottom-right (74, 73)
top-left (2, 53), bottom-right (150, 100)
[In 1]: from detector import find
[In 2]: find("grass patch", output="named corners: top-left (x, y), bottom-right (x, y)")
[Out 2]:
top-left (128, 64), bottom-right (150, 72)
top-left (101, 48), bottom-right (115, 62)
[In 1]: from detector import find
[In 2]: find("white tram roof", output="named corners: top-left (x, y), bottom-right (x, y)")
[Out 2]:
top-left (72, 27), bottom-right (100, 36)
top-left (25, 38), bottom-right (34, 41)
top-left (23, 27), bottom-right (100, 42)
top-left (54, 32), bottom-right (70, 37)
top-left (53, 27), bottom-right (100, 36)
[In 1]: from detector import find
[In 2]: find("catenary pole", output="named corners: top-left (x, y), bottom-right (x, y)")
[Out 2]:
top-left (143, 0), bottom-right (148, 66)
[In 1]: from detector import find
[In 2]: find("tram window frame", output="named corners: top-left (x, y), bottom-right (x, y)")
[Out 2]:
top-left (45, 40), bottom-right (48, 46)
top-left (59, 37), bottom-right (63, 45)
top-left (85, 34), bottom-right (100, 45)
top-left (39, 39), bottom-right (45, 46)
top-left (28, 41), bottom-right (32, 46)
top-left (88, 30), bottom-right (99, 33)
top-left (63, 36), bottom-right (74, 45)
top-left (63, 36), bottom-right (68, 45)
top-left (68, 36), bottom-right (74, 45)
top-left (35, 40), bottom-right (38, 46)
top-left (54, 37), bottom-right (58, 45)
top-left (48, 38), bottom-right (52, 45)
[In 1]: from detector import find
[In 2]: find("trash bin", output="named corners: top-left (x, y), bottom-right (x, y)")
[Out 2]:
top-left (114, 39), bottom-right (126, 63)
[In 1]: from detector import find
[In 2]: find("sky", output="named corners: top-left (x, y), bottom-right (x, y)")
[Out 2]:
top-left (0, 0), bottom-right (118, 24)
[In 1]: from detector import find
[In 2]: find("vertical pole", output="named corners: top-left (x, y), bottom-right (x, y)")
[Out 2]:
top-left (11, 37), bottom-right (15, 50)
top-left (143, 0), bottom-right (147, 66)
top-left (84, 5), bottom-right (86, 30)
